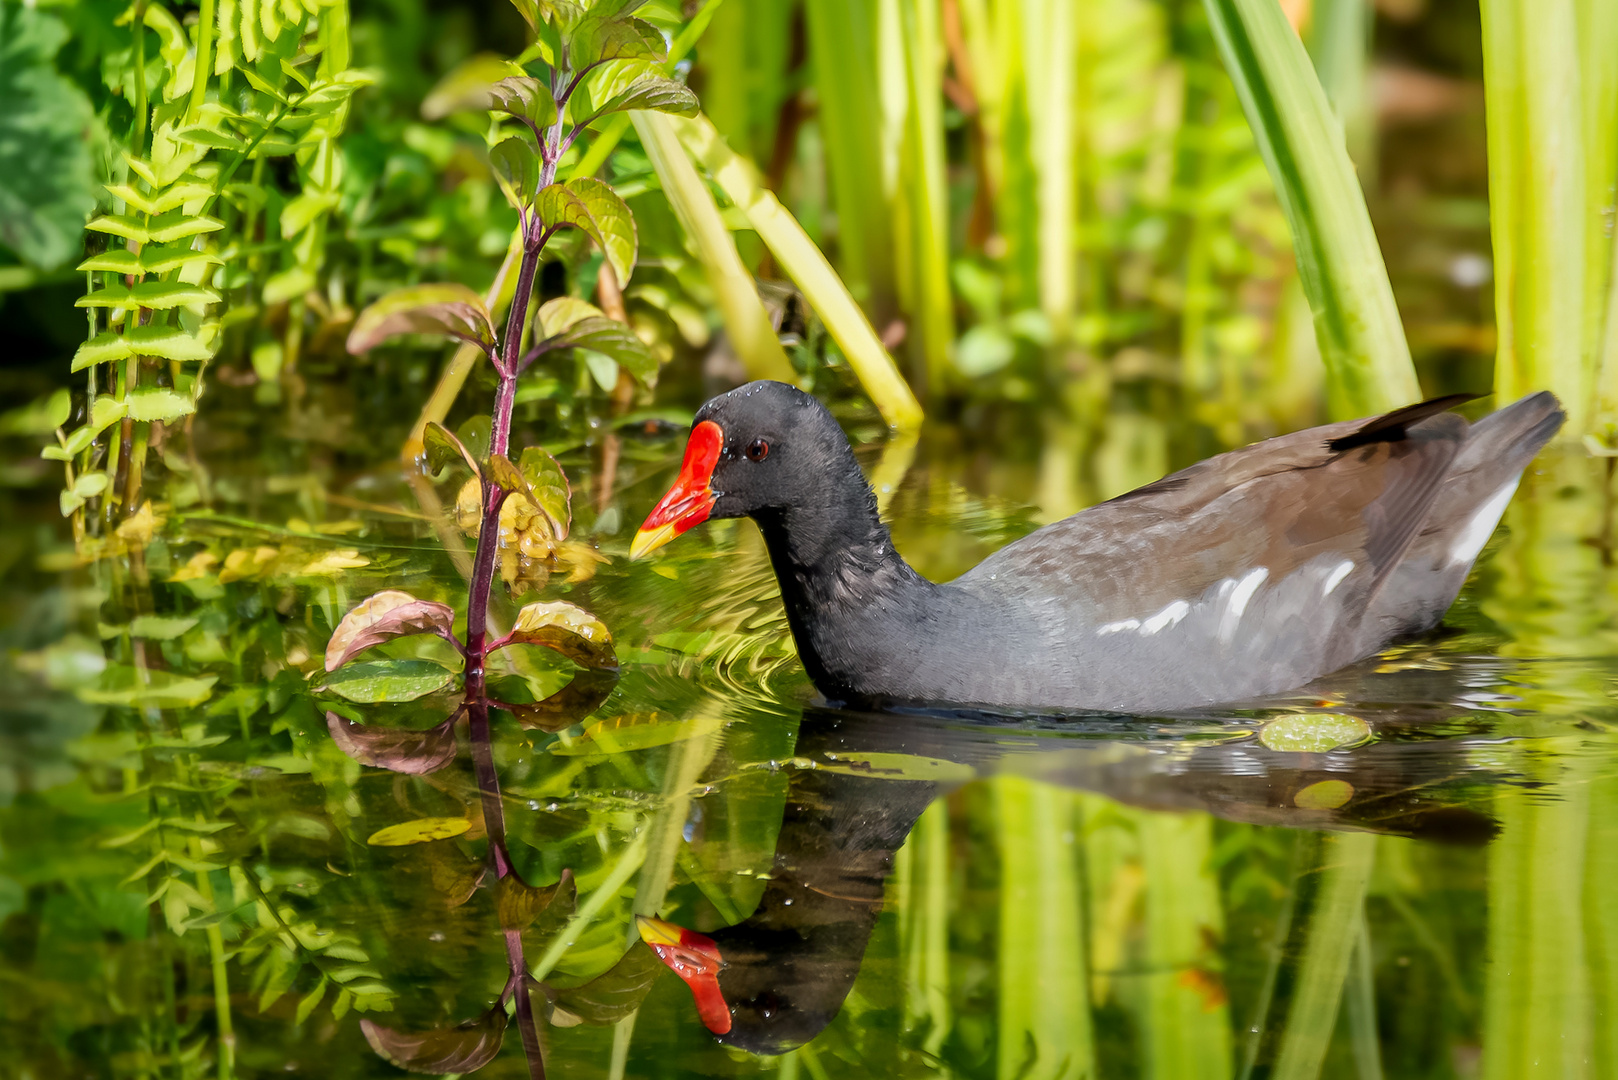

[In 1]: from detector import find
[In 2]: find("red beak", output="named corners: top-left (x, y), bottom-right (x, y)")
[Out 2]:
top-left (629, 420), bottom-right (723, 560)
top-left (636, 915), bottom-right (732, 1034)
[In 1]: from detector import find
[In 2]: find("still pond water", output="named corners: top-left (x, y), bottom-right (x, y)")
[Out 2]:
top-left (2, 388), bottom-right (1617, 1080)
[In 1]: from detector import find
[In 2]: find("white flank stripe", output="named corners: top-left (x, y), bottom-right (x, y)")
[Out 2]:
top-left (1449, 482), bottom-right (1519, 566)
top-left (1097, 619), bottom-right (1141, 636)
top-left (1322, 560), bottom-right (1354, 596)
top-left (1219, 567), bottom-right (1270, 643)
top-left (1139, 601), bottom-right (1190, 636)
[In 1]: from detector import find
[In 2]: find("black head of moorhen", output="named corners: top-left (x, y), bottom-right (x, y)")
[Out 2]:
top-left (632, 381), bottom-right (1564, 712)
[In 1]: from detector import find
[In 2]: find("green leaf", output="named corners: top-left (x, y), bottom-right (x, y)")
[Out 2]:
top-left (811, 752), bottom-right (976, 784)
top-left (0, 387), bottom-right (70, 435)
top-left (517, 446), bottom-right (571, 539)
top-left (556, 318), bottom-right (653, 380)
top-left (126, 388), bottom-right (197, 423)
top-left (90, 395), bottom-right (127, 433)
top-left (85, 215), bottom-right (149, 244)
top-left (592, 76), bottom-right (698, 120)
top-left (423, 421), bottom-right (482, 479)
top-left (319, 659), bottom-right (456, 703)
top-left (550, 711), bottom-right (722, 756)
top-left (295, 977), bottom-right (328, 1026)
top-left (542, 941), bottom-right (662, 1025)
top-left (490, 136), bottom-right (541, 212)
top-left (126, 324), bottom-right (214, 362)
top-left (0, 5), bottom-right (98, 270)
top-left (569, 15), bottom-right (664, 72)
top-left (142, 243), bottom-right (225, 275)
top-left (76, 249), bottom-right (143, 275)
top-left (129, 614), bottom-right (201, 640)
top-left (536, 177), bottom-right (636, 286)
top-left (487, 76), bottom-right (558, 132)
top-left (76, 285), bottom-right (133, 309)
top-left (365, 817), bottom-right (473, 846)
top-left (131, 282), bottom-right (220, 309)
top-left (300, 68), bottom-right (378, 108)
top-left (421, 53), bottom-right (524, 119)
top-left (146, 212), bottom-right (226, 244)
top-left (78, 667), bottom-right (218, 708)
top-left (346, 283), bottom-right (497, 354)
top-left (72, 332), bottom-right (131, 371)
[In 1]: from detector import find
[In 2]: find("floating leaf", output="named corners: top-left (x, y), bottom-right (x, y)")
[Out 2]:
top-left (494, 600), bottom-right (616, 668)
top-left (422, 421), bottom-right (482, 479)
top-left (503, 669), bottom-right (617, 732)
top-left (812, 752), bottom-right (976, 784)
top-left (1259, 713), bottom-right (1371, 753)
top-left (347, 284), bottom-right (497, 354)
top-left (593, 76), bottom-right (698, 120)
top-left (366, 816), bottom-right (473, 846)
top-left (361, 1008), bottom-right (506, 1073)
top-left (499, 867), bottom-right (575, 931)
top-left (518, 446), bottom-right (571, 539)
top-left (326, 590), bottom-right (459, 672)
top-left (541, 941), bottom-right (662, 1025)
top-left (536, 178), bottom-right (636, 287)
top-left (319, 660), bottom-right (456, 703)
top-left (1294, 779), bottom-right (1355, 810)
top-left (490, 135), bottom-right (541, 211)
top-left (327, 712), bottom-right (459, 774)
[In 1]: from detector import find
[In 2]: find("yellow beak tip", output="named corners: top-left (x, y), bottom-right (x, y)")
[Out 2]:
top-left (635, 914), bottom-right (683, 947)
top-left (628, 523), bottom-right (678, 561)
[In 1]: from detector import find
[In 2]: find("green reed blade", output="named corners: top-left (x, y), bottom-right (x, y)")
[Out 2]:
top-left (1588, 771), bottom-right (1618, 1080)
top-left (804, 0), bottom-right (895, 317)
top-left (1020, 0), bottom-right (1079, 338)
top-left (672, 112), bottom-right (924, 431)
top-left (632, 111), bottom-right (797, 384)
top-left (1578, 0), bottom-right (1618, 443)
top-left (895, 799), bottom-right (952, 1055)
top-left (1481, 0), bottom-right (1594, 434)
top-left (1201, 0), bottom-right (1419, 419)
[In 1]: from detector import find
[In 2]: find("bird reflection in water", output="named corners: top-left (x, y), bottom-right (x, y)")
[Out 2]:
top-left (637, 660), bottom-right (1514, 1053)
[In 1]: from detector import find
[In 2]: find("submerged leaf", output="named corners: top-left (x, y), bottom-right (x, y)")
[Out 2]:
top-left (541, 941), bottom-right (663, 1025)
top-left (503, 668), bottom-right (617, 731)
top-left (422, 846), bottom-right (487, 907)
top-left (498, 867), bottom-right (575, 931)
top-left (347, 284), bottom-right (497, 354)
top-left (536, 178), bottom-right (636, 286)
top-left (495, 601), bottom-right (616, 668)
top-left (326, 590), bottom-right (459, 672)
top-left (366, 816), bottom-right (473, 846)
top-left (319, 660), bottom-right (456, 703)
top-left (327, 712), bottom-right (459, 774)
top-left (361, 1008), bottom-right (507, 1073)
top-left (78, 668), bottom-right (218, 709)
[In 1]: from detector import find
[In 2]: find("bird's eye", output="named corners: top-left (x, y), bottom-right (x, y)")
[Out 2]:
top-left (745, 438), bottom-right (770, 462)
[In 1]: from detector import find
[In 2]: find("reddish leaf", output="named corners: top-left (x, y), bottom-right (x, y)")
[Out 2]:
top-left (498, 867), bottom-right (576, 932)
top-left (325, 590), bottom-right (459, 672)
top-left (326, 711), bottom-right (459, 774)
top-left (361, 1008), bottom-right (507, 1073)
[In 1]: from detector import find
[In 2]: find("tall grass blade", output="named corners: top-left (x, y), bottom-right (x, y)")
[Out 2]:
top-left (1578, 0), bottom-right (1618, 443)
top-left (671, 113), bottom-right (923, 430)
top-left (632, 111), bottom-right (797, 384)
top-left (1201, 0), bottom-right (1420, 418)
top-left (1022, 0), bottom-right (1078, 336)
top-left (804, 0), bottom-right (895, 317)
top-left (895, 799), bottom-right (952, 1056)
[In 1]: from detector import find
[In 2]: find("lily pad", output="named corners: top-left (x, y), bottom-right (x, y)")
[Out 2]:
top-left (366, 816), bottom-right (473, 846)
top-left (1294, 779), bottom-right (1355, 810)
top-left (319, 660), bottom-right (456, 703)
top-left (1259, 713), bottom-right (1371, 753)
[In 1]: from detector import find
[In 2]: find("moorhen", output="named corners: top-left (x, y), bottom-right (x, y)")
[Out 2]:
top-left (630, 382), bottom-right (1563, 712)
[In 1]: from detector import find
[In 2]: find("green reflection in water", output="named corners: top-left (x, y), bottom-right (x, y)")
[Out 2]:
top-left (2, 423), bottom-right (1616, 1079)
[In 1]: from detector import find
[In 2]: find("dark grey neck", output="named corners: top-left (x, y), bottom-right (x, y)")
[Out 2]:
top-left (748, 460), bottom-right (937, 701)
